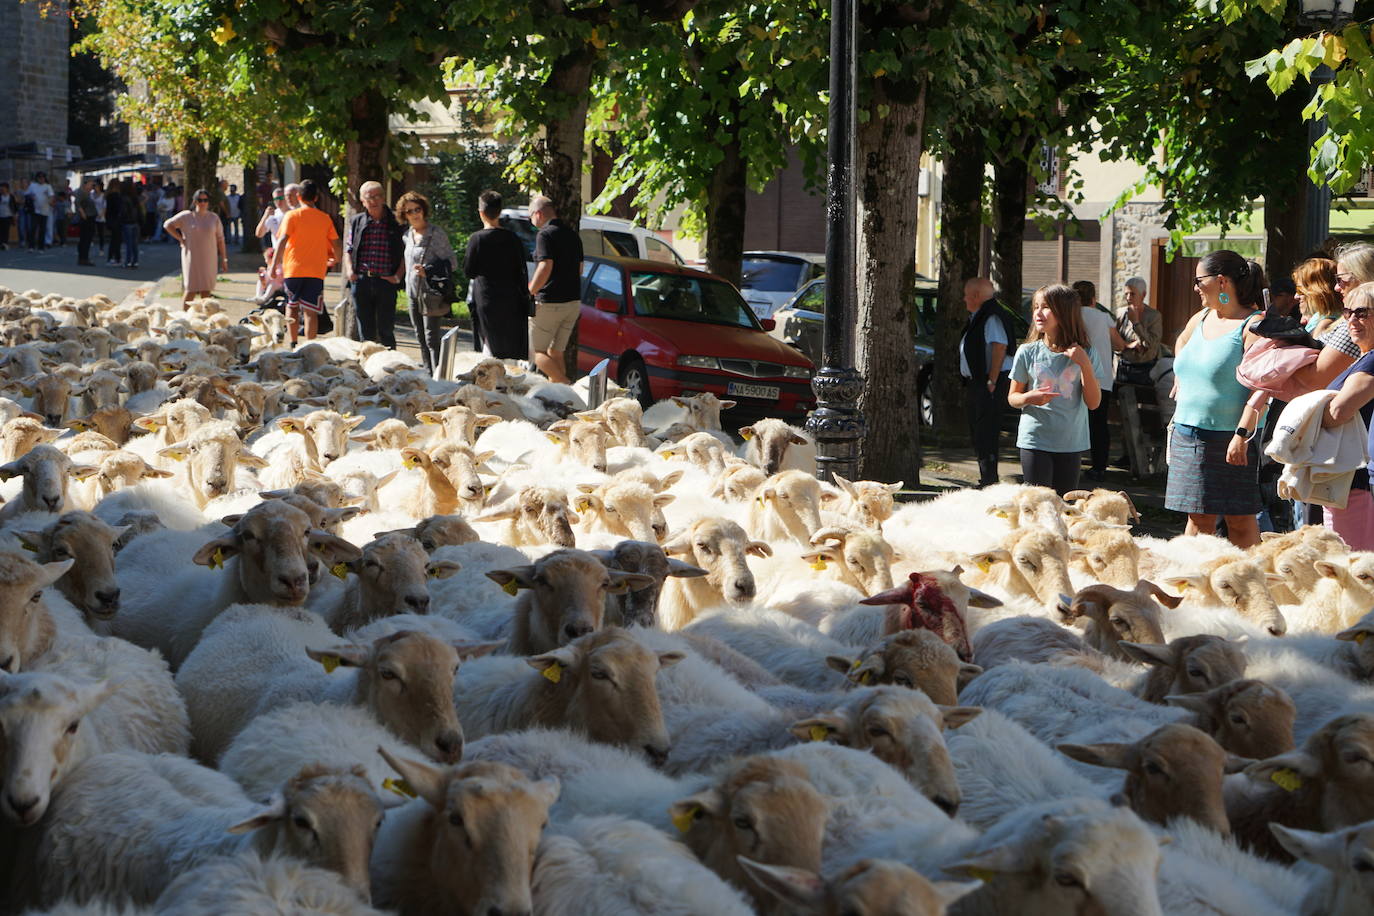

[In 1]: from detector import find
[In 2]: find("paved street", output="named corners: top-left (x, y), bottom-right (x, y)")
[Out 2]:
top-left (0, 235), bottom-right (181, 300)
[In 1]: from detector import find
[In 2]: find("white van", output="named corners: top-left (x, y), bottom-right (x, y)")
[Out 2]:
top-left (500, 208), bottom-right (685, 266)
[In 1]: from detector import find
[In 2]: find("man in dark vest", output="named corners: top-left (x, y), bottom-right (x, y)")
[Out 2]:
top-left (960, 277), bottom-right (1014, 488)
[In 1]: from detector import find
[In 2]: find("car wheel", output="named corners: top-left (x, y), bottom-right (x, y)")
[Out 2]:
top-left (619, 356), bottom-right (652, 409)
top-left (919, 374), bottom-right (935, 427)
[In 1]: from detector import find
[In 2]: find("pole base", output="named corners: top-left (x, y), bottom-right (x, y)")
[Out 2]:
top-left (806, 365), bottom-right (865, 482)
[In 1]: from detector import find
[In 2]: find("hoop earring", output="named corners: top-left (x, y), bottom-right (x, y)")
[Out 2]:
top-left (1219, 292), bottom-right (1230, 305)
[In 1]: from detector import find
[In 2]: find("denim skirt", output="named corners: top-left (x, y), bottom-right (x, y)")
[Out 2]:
top-left (1164, 424), bottom-right (1262, 516)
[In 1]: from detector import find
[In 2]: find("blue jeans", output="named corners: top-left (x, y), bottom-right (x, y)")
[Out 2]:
top-left (122, 223), bottom-right (139, 265)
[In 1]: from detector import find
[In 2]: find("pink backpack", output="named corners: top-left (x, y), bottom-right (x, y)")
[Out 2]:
top-left (1235, 337), bottom-right (1319, 409)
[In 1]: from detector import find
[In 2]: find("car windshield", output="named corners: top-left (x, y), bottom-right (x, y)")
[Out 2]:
top-left (741, 258), bottom-right (807, 293)
top-left (630, 271), bottom-right (762, 329)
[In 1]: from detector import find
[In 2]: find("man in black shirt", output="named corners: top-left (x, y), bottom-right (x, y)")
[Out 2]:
top-left (526, 195), bottom-right (583, 384)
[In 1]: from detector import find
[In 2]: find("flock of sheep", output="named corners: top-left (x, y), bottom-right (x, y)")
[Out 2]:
top-left (0, 285), bottom-right (1368, 916)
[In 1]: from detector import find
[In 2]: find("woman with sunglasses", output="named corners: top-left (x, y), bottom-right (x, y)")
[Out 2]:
top-left (164, 188), bottom-right (228, 306)
top-left (1315, 282), bottom-right (1374, 548)
top-left (397, 191), bottom-right (454, 373)
top-left (1167, 250), bottom-right (1267, 547)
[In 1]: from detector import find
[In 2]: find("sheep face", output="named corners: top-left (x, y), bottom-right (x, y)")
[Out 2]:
top-left (112, 510), bottom-right (162, 551)
top-left (827, 629), bottom-right (980, 706)
top-left (0, 417), bottom-right (61, 462)
top-left (429, 443), bottom-right (494, 510)
top-left (525, 628), bottom-right (682, 763)
top-left (548, 419), bottom-right (609, 473)
top-left (1055, 582), bottom-right (1175, 660)
top-left (1059, 723), bottom-right (1232, 835)
top-left (575, 481), bottom-right (672, 544)
top-left (740, 419), bottom-right (808, 477)
top-left (352, 417), bottom-right (412, 451)
top-left (1167, 556), bottom-right (1287, 637)
top-left (1063, 488), bottom-right (1140, 527)
top-left (66, 405), bottom-right (135, 446)
top-left (380, 754), bottom-right (558, 915)
top-left (416, 404), bottom-right (500, 446)
top-left (1069, 524), bottom-right (1141, 589)
top-left (739, 857), bottom-right (979, 916)
top-left (830, 474), bottom-right (902, 529)
top-left (134, 398), bottom-right (212, 445)
top-left (122, 361), bottom-right (158, 395)
top-left (664, 518), bottom-right (769, 606)
top-left (741, 862), bottom-right (978, 916)
top-left (0, 670), bottom-right (119, 826)
top-left (0, 445), bottom-right (95, 514)
top-left (583, 396), bottom-right (650, 448)
top-left (384, 389), bottom-right (436, 426)
top-left (805, 527), bottom-right (896, 595)
top-left (192, 501), bottom-right (359, 606)
top-left (1336, 613), bottom-right (1374, 679)
top-left (1270, 820), bottom-right (1374, 914)
top-left (791, 687), bottom-right (980, 816)
top-left (231, 765), bottom-right (383, 903)
top-left (478, 486), bottom-right (578, 548)
top-left (493, 549), bottom-right (654, 652)
top-left (309, 631), bottom-right (489, 764)
top-left (667, 431), bottom-right (728, 473)
top-left (971, 526), bottom-right (1073, 609)
top-left (989, 486), bottom-right (1069, 540)
top-left (948, 798), bottom-right (1164, 916)
top-left (670, 756), bottom-right (826, 909)
top-left (1166, 678), bottom-right (1296, 761)
top-left (15, 512), bottom-right (124, 621)
top-left (280, 410), bottom-right (366, 465)
top-left (1123, 634), bottom-right (1248, 704)
top-left (75, 370), bottom-right (124, 411)
top-left (349, 534), bottom-right (458, 617)
top-left (0, 551), bottom-right (71, 673)
top-left (712, 463), bottom-right (767, 503)
top-left (381, 515), bottom-right (480, 553)
top-left (93, 451), bottom-right (174, 497)
top-left (589, 540), bottom-right (707, 630)
top-left (24, 374), bottom-right (71, 428)
top-left (1246, 714), bottom-right (1374, 834)
top-left (753, 471), bottom-right (824, 545)
top-left (1314, 553), bottom-right (1374, 630)
top-left (159, 420), bottom-right (269, 505)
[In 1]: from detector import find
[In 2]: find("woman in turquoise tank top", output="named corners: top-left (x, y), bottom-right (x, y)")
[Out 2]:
top-left (1165, 250), bottom-right (1267, 548)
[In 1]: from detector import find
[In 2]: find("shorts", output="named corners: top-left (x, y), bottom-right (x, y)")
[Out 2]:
top-left (283, 277), bottom-right (324, 315)
top-left (529, 300), bottom-right (580, 352)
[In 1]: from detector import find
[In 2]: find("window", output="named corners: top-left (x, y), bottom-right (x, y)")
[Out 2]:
top-left (603, 230), bottom-right (638, 258)
top-left (644, 235), bottom-right (682, 265)
top-left (794, 281), bottom-right (826, 315)
top-left (630, 271), bottom-right (760, 329)
top-left (741, 258), bottom-right (807, 293)
top-left (586, 264), bottom-right (624, 307)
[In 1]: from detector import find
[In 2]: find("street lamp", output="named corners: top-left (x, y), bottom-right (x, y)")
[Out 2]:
top-left (805, 0), bottom-right (865, 483)
top-left (1297, 0), bottom-right (1352, 257)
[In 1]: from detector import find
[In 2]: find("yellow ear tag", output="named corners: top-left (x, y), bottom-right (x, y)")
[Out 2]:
top-left (146, 420), bottom-right (160, 431)
top-left (331, 562), bottom-right (349, 580)
top-left (420, 415), bottom-right (438, 425)
top-left (1271, 768), bottom-right (1303, 792)
top-left (575, 497), bottom-right (590, 512)
top-left (1177, 582), bottom-right (1190, 591)
top-left (849, 658), bottom-right (862, 672)
top-left (427, 567), bottom-right (441, 579)
top-left (810, 559), bottom-right (827, 571)
top-left (70, 422), bottom-right (86, 431)
top-left (382, 777), bottom-right (416, 799)
top-left (1356, 632), bottom-right (1369, 645)
top-left (168, 451), bottom-right (187, 462)
top-left (542, 662), bottom-right (563, 684)
top-left (501, 579), bottom-right (519, 596)
top-left (660, 451), bottom-right (675, 460)
top-left (546, 434), bottom-right (562, 444)
top-left (671, 804), bottom-right (699, 833)
top-left (858, 670), bottom-right (873, 686)
top-left (741, 430), bottom-right (754, 441)
top-left (319, 654), bottom-right (341, 674)
top-left (209, 547), bottom-right (226, 570)
top-left (967, 867), bottom-right (995, 883)
top-left (975, 559), bottom-right (991, 574)
top-left (993, 509), bottom-right (1008, 518)
top-left (402, 455), bottom-right (419, 469)
top-left (808, 725), bottom-right (829, 742)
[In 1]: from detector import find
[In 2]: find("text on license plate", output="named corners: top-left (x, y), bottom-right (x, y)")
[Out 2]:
top-left (727, 382), bottom-right (780, 400)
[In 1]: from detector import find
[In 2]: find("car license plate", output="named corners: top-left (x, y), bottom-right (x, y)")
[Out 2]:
top-left (749, 303), bottom-right (771, 319)
top-left (727, 382), bottom-right (780, 400)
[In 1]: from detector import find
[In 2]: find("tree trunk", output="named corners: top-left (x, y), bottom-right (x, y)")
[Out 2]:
top-left (1263, 180), bottom-right (1307, 281)
top-left (704, 126), bottom-right (747, 288)
top-left (240, 162), bottom-right (260, 255)
top-left (183, 137), bottom-right (220, 200)
top-left (991, 151), bottom-right (1028, 313)
top-left (854, 79), bottom-right (924, 483)
top-left (346, 88), bottom-right (390, 219)
top-left (541, 47), bottom-right (596, 226)
top-left (934, 124), bottom-right (986, 433)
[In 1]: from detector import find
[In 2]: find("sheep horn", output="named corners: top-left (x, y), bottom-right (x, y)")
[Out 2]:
top-left (809, 526), bottom-right (851, 547)
top-left (1062, 490), bottom-right (1092, 503)
top-left (860, 583), bottom-right (912, 606)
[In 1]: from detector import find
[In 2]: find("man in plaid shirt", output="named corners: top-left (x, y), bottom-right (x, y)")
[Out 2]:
top-left (342, 180), bottom-right (405, 347)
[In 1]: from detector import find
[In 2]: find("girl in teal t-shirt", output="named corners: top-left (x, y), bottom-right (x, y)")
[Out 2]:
top-left (1008, 284), bottom-right (1103, 494)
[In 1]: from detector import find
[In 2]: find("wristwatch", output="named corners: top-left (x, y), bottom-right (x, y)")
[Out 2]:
top-left (1235, 427), bottom-right (1253, 440)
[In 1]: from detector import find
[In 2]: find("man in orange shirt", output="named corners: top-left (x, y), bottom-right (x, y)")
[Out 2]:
top-left (269, 179), bottom-right (341, 345)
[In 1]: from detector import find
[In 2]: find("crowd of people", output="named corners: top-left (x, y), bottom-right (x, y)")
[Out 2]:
top-left (963, 242), bottom-right (1374, 553)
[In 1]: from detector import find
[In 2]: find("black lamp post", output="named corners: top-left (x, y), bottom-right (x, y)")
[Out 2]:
top-left (1298, 0), bottom-right (1351, 256)
top-left (805, 0), bottom-right (865, 483)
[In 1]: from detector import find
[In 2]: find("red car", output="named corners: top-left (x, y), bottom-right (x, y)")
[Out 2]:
top-left (576, 255), bottom-right (816, 419)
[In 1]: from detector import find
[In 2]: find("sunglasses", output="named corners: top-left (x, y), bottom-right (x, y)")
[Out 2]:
top-left (1337, 273), bottom-right (1357, 285)
top-left (194, 197), bottom-right (210, 202)
top-left (1193, 273), bottom-right (1220, 289)
top-left (1343, 306), bottom-right (1372, 321)
top-left (273, 195), bottom-right (285, 201)
top-left (402, 207), bottom-right (422, 215)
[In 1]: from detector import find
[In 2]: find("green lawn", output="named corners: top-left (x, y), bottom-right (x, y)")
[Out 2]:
top-left (396, 289), bottom-right (469, 321)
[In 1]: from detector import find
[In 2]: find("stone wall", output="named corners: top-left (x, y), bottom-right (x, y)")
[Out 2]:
top-left (0, 0), bottom-right (77, 183)
top-left (1108, 202), bottom-right (1168, 308)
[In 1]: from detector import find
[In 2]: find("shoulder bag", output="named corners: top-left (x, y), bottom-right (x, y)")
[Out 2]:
top-left (416, 228), bottom-right (454, 318)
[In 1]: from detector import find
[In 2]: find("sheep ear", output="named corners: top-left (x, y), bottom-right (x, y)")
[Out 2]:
top-left (800, 549), bottom-right (837, 567)
top-left (658, 470), bottom-right (684, 489)
top-left (1336, 623), bottom-right (1374, 643)
top-left (527, 646), bottom-right (579, 679)
top-left (1058, 742), bottom-right (1132, 770)
top-left (306, 644), bottom-right (370, 669)
top-left (1269, 823), bottom-right (1346, 869)
top-left (308, 531), bottom-right (362, 564)
top-left (454, 640), bottom-right (504, 660)
top-left (34, 558), bottom-right (75, 589)
top-left (847, 655), bottom-right (884, 686)
top-left (573, 494), bottom-right (601, 514)
top-left (69, 464), bottom-right (100, 484)
top-left (227, 792), bottom-right (287, 834)
top-left (669, 787), bottom-right (724, 833)
top-left (825, 655), bottom-right (857, 675)
top-left (606, 571), bottom-right (656, 594)
top-left (1164, 693), bottom-right (1212, 715)
top-left (238, 451), bottom-right (270, 469)
top-left (933, 880), bottom-right (983, 906)
top-left (322, 507), bottom-right (364, 527)
top-left (475, 505), bottom-right (519, 523)
top-left (946, 843), bottom-right (1028, 878)
top-left (487, 566), bottom-right (537, 591)
top-left (1245, 750), bottom-right (1322, 786)
top-left (657, 651), bottom-right (685, 669)
top-left (831, 473), bottom-right (858, 498)
top-left (1314, 559), bottom-right (1345, 580)
top-left (661, 533), bottom-right (691, 556)
top-left (192, 537), bottom-right (239, 567)
top-left (156, 442), bottom-right (191, 462)
top-left (885, 480), bottom-right (904, 493)
top-left (147, 467), bottom-right (176, 479)
top-left (219, 514), bottom-right (245, 529)
top-left (652, 493), bottom-right (675, 508)
top-left (1223, 754), bottom-right (1256, 774)
top-left (746, 540), bottom-right (772, 558)
top-left (1135, 579), bottom-right (1183, 608)
top-left (475, 414), bottom-right (502, 428)
top-left (969, 549), bottom-right (1011, 573)
top-left (665, 559), bottom-right (708, 578)
top-left (277, 417), bottom-right (304, 434)
top-left (967, 586), bottom-right (1002, 609)
top-left (957, 662), bottom-right (984, 690)
top-left (14, 530), bottom-right (44, 553)
top-left (425, 560), bottom-right (462, 580)
top-left (787, 433), bottom-right (808, 445)
top-left (377, 747), bottom-right (449, 810)
top-left (735, 857), bottom-right (826, 908)
top-left (1118, 642), bottom-right (1173, 667)
top-left (344, 415), bottom-right (367, 431)
top-left (938, 705), bottom-right (983, 729)
top-left (738, 426), bottom-right (755, 441)
top-left (1264, 573), bottom-right (1286, 586)
top-left (1163, 574), bottom-right (1207, 594)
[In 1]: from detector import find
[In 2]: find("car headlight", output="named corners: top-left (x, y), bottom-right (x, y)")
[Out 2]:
top-left (676, 355), bottom-right (720, 370)
top-left (783, 365), bottom-right (811, 378)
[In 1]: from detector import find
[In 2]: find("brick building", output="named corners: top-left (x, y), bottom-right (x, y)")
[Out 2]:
top-left (0, 0), bottom-right (81, 186)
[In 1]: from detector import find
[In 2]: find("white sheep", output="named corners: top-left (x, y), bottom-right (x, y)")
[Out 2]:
top-left (152, 851), bottom-right (390, 916)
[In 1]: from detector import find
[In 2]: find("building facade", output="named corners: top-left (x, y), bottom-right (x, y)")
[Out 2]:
top-left (0, 0), bottom-right (81, 185)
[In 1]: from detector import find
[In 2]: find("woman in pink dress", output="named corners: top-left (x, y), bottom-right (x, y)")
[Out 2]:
top-left (164, 188), bottom-right (228, 305)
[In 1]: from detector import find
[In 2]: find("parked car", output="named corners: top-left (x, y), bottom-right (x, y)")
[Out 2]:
top-left (770, 276), bottom-right (942, 425)
top-left (576, 255), bottom-right (815, 420)
top-left (739, 251), bottom-right (826, 320)
top-left (500, 208), bottom-right (686, 266)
